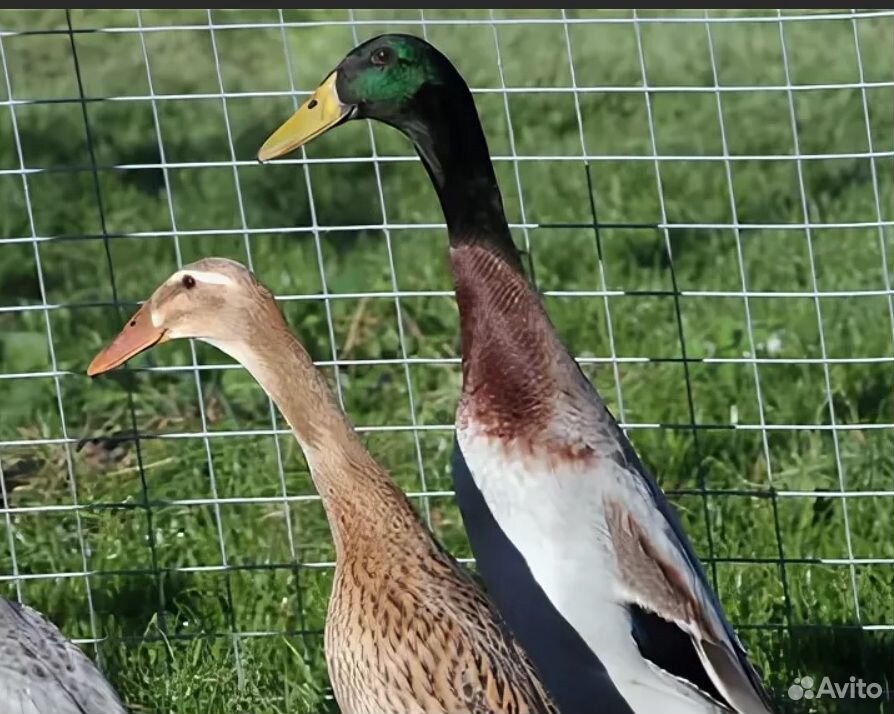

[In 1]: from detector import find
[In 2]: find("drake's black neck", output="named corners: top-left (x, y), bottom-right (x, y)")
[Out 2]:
top-left (399, 81), bottom-right (523, 272)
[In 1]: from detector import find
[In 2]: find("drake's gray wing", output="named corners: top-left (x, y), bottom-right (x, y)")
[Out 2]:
top-left (601, 410), bottom-right (775, 714)
top-left (0, 598), bottom-right (127, 714)
top-left (566, 356), bottom-right (775, 713)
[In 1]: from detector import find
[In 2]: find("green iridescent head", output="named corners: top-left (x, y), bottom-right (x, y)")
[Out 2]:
top-left (258, 34), bottom-right (466, 162)
top-left (336, 34), bottom-right (445, 109)
top-left (258, 33), bottom-right (517, 263)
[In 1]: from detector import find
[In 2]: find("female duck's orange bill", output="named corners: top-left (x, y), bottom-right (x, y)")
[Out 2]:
top-left (257, 72), bottom-right (352, 162)
top-left (87, 303), bottom-right (168, 377)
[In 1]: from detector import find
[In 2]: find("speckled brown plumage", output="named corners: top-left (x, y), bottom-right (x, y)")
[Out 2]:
top-left (242, 298), bottom-right (557, 714)
top-left (86, 258), bottom-right (557, 714)
top-left (324, 490), bottom-right (559, 714)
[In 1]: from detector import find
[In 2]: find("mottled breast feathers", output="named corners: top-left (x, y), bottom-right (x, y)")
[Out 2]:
top-left (323, 461), bottom-right (557, 714)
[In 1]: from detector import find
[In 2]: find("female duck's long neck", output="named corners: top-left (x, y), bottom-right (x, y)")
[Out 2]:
top-left (404, 82), bottom-right (524, 273)
top-left (214, 316), bottom-right (426, 556)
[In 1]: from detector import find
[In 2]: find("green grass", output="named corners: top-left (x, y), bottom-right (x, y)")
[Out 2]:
top-left (0, 8), bottom-right (892, 714)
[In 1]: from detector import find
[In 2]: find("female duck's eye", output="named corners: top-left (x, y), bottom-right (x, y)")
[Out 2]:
top-left (370, 47), bottom-right (392, 66)
top-left (182, 275), bottom-right (196, 289)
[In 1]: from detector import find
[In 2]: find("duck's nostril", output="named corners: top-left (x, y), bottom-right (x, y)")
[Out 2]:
top-left (308, 98), bottom-right (318, 109)
top-left (129, 320), bottom-right (136, 327)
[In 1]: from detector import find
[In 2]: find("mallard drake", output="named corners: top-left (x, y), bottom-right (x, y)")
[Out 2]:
top-left (87, 258), bottom-right (558, 714)
top-left (0, 596), bottom-right (126, 713)
top-left (257, 34), bottom-right (776, 714)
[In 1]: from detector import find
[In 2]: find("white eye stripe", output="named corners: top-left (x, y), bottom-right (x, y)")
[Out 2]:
top-left (168, 269), bottom-right (234, 286)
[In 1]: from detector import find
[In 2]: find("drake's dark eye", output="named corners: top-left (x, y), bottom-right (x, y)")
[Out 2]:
top-left (182, 275), bottom-right (196, 289)
top-left (371, 47), bottom-right (392, 66)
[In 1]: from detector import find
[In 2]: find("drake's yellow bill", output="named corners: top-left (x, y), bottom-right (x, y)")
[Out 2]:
top-left (257, 72), bottom-right (350, 162)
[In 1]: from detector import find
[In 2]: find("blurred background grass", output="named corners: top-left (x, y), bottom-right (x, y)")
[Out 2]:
top-left (0, 8), bottom-right (892, 714)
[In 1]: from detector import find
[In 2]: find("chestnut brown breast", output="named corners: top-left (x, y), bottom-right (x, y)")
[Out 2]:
top-left (451, 244), bottom-right (601, 465)
top-left (451, 244), bottom-right (558, 439)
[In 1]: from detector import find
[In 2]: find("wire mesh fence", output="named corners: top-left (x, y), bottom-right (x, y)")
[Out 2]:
top-left (0, 8), bottom-right (891, 712)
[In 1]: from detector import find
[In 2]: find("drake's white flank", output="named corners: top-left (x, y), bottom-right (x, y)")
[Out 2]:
top-left (457, 426), bottom-right (737, 714)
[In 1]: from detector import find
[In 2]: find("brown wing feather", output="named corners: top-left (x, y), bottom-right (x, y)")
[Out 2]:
top-left (605, 499), bottom-right (714, 636)
top-left (604, 497), bottom-right (774, 713)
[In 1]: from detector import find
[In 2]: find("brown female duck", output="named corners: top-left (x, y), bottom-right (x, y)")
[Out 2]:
top-left (87, 258), bottom-right (557, 714)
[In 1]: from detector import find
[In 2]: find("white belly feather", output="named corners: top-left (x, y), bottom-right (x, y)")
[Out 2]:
top-left (456, 427), bottom-right (730, 714)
